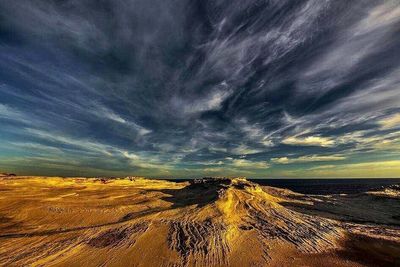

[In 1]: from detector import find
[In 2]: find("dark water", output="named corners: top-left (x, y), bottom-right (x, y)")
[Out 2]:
top-left (250, 178), bottom-right (400, 195)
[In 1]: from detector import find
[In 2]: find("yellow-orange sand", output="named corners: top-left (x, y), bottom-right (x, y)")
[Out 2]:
top-left (0, 176), bottom-right (399, 266)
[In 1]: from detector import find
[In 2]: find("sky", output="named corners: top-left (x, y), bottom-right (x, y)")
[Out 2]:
top-left (0, 0), bottom-right (400, 178)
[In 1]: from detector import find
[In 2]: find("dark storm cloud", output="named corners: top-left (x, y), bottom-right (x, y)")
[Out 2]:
top-left (1, 0), bottom-right (400, 177)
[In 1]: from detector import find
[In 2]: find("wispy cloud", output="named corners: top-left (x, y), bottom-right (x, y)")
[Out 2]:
top-left (0, 1), bottom-right (399, 177)
top-left (379, 113), bottom-right (400, 130)
top-left (282, 136), bottom-right (335, 147)
top-left (230, 158), bottom-right (270, 169)
top-left (271, 155), bottom-right (346, 164)
top-left (301, 160), bottom-right (400, 178)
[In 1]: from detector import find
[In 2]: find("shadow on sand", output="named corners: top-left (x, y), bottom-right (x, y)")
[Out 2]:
top-left (280, 197), bottom-right (400, 226)
top-left (150, 178), bottom-right (231, 209)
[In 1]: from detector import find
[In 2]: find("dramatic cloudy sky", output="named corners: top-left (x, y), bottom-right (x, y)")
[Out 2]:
top-left (1, 0), bottom-right (400, 178)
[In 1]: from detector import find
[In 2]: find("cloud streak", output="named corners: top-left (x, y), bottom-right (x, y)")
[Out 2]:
top-left (271, 155), bottom-right (346, 164)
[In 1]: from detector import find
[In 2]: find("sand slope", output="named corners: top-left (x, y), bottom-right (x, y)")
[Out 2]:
top-left (0, 177), bottom-right (399, 266)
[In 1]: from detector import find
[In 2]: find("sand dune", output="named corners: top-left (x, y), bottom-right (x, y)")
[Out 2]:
top-left (0, 177), bottom-right (399, 266)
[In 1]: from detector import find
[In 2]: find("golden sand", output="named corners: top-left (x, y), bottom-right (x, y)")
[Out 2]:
top-left (0, 176), bottom-right (399, 266)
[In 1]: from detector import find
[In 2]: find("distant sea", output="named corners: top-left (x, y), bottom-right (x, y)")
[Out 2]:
top-left (250, 178), bottom-right (400, 195)
top-left (169, 178), bottom-right (400, 195)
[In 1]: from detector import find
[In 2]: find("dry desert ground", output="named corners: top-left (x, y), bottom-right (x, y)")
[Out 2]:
top-left (0, 176), bottom-right (399, 266)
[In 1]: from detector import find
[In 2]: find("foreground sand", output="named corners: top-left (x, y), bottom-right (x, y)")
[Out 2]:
top-left (0, 176), bottom-right (399, 266)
